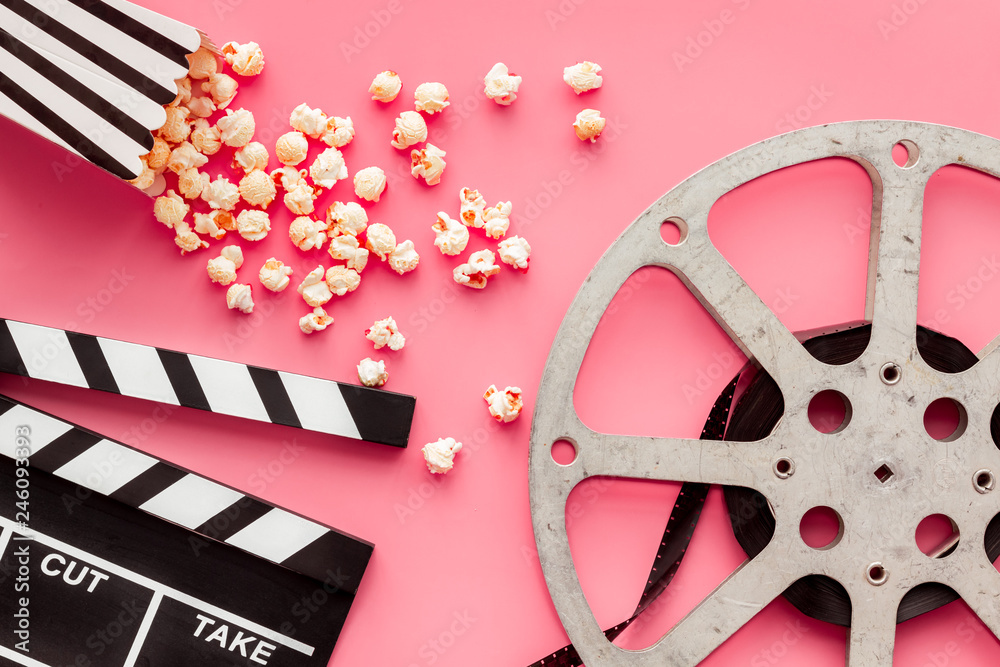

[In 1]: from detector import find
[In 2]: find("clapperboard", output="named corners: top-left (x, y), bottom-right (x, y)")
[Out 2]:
top-left (0, 320), bottom-right (417, 665)
top-left (0, 0), bottom-right (205, 180)
top-left (0, 2), bottom-right (415, 662)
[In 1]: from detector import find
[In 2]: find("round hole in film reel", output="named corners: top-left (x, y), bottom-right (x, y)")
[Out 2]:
top-left (528, 121), bottom-right (1000, 666)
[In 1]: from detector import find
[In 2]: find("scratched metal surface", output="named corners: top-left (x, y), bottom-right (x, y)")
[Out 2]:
top-left (529, 120), bottom-right (1000, 666)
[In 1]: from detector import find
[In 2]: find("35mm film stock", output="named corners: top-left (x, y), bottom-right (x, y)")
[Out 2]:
top-left (0, 318), bottom-right (416, 447)
top-left (528, 325), bottom-right (1000, 665)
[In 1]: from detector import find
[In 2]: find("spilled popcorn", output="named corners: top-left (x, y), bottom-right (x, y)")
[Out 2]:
top-left (226, 283), bottom-right (254, 313)
top-left (235, 209), bottom-right (270, 241)
top-left (432, 212), bottom-right (469, 256)
top-left (484, 63), bottom-right (522, 105)
top-left (483, 201), bottom-right (512, 240)
top-left (411, 144), bottom-right (446, 185)
top-left (366, 316), bottom-right (405, 351)
top-left (206, 245), bottom-right (244, 285)
top-left (422, 437), bottom-right (462, 474)
top-left (259, 257), bottom-right (293, 292)
top-left (298, 265), bottom-right (333, 307)
top-left (369, 70), bottom-right (402, 102)
top-left (309, 147), bottom-right (348, 188)
top-left (365, 223), bottom-right (396, 260)
top-left (221, 41), bottom-right (265, 76)
top-left (484, 385), bottom-right (523, 423)
top-left (573, 109), bottom-right (606, 143)
top-left (325, 266), bottom-right (361, 296)
top-left (354, 166), bottom-right (387, 202)
top-left (453, 249), bottom-right (501, 289)
top-left (459, 187), bottom-right (486, 228)
top-left (498, 236), bottom-right (531, 271)
top-left (275, 131), bottom-right (309, 166)
top-left (139, 40), bottom-right (549, 419)
top-left (357, 358), bottom-right (389, 388)
top-left (327, 201), bottom-right (368, 237)
top-left (289, 216), bottom-right (327, 251)
top-left (414, 82), bottom-right (449, 114)
top-left (563, 61), bottom-right (603, 94)
top-left (299, 306), bottom-right (333, 334)
top-left (391, 111), bottom-right (427, 149)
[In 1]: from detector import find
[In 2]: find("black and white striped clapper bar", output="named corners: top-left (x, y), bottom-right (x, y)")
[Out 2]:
top-left (0, 0), bottom-right (205, 180)
top-left (0, 318), bottom-right (417, 447)
top-left (0, 393), bottom-right (373, 666)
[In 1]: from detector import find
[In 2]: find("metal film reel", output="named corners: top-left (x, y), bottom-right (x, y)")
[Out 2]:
top-left (529, 120), bottom-right (1000, 666)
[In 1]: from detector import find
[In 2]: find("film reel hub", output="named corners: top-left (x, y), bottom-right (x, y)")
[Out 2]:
top-left (529, 121), bottom-right (1000, 666)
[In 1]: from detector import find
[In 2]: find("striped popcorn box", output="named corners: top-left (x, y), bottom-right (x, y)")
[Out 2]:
top-left (0, 318), bottom-right (417, 447)
top-left (0, 393), bottom-right (371, 664)
top-left (0, 0), bottom-right (204, 181)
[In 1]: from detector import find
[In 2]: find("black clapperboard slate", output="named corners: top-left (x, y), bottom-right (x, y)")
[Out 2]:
top-left (0, 395), bottom-right (374, 666)
top-left (0, 2), bottom-right (411, 663)
top-left (0, 318), bottom-right (415, 448)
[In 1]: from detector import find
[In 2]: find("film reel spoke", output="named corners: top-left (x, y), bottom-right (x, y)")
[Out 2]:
top-left (671, 245), bottom-right (819, 390)
top-left (530, 121), bottom-right (1000, 666)
top-left (969, 337), bottom-right (1000, 394)
top-left (946, 559), bottom-right (1000, 641)
top-left (864, 167), bottom-right (931, 358)
top-left (571, 430), bottom-right (779, 489)
top-left (638, 544), bottom-right (802, 667)
top-left (845, 588), bottom-right (901, 667)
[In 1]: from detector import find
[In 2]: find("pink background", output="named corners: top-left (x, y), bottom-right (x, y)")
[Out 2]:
top-left (3, 0), bottom-right (1000, 664)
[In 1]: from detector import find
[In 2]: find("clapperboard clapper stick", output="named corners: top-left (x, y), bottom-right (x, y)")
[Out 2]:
top-left (0, 0), bottom-right (207, 181)
top-left (0, 318), bottom-right (417, 447)
top-left (0, 394), bottom-right (372, 666)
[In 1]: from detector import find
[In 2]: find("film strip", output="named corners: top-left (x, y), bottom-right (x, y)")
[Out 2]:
top-left (0, 0), bottom-right (201, 179)
top-left (527, 377), bottom-right (738, 666)
top-left (529, 324), bottom-right (1000, 665)
top-left (526, 120), bottom-right (1000, 664)
top-left (0, 318), bottom-right (416, 447)
top-left (723, 324), bottom-right (1000, 626)
top-left (0, 393), bottom-right (372, 665)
